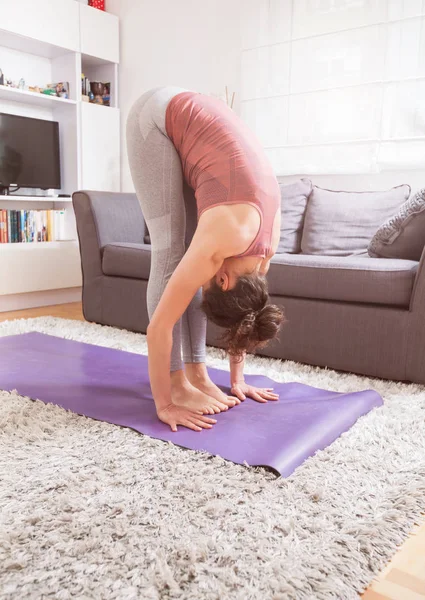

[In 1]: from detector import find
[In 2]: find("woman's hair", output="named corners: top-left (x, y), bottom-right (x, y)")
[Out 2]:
top-left (201, 274), bottom-right (285, 357)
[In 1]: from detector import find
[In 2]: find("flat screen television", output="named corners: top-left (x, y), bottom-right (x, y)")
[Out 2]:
top-left (0, 113), bottom-right (61, 195)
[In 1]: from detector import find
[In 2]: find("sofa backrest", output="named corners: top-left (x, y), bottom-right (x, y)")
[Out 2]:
top-left (82, 190), bottom-right (146, 248)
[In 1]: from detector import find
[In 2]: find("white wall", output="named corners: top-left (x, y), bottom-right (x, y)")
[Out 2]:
top-left (107, 0), bottom-right (424, 194)
top-left (241, 0), bottom-right (425, 191)
top-left (106, 0), bottom-right (242, 192)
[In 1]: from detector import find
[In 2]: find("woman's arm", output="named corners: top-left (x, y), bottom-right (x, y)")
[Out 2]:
top-left (147, 242), bottom-right (221, 412)
top-left (229, 353), bottom-right (279, 403)
top-left (147, 246), bottom-right (221, 432)
top-left (147, 209), bottom-right (254, 412)
top-left (229, 352), bottom-right (246, 388)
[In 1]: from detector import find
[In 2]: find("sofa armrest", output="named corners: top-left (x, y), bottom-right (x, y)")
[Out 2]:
top-left (406, 244), bottom-right (425, 380)
top-left (73, 191), bottom-right (145, 248)
top-left (72, 190), bottom-right (146, 279)
top-left (72, 190), bottom-right (147, 323)
top-left (409, 244), bottom-right (425, 312)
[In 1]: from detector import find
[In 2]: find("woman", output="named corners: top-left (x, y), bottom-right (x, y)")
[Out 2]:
top-left (127, 87), bottom-right (284, 432)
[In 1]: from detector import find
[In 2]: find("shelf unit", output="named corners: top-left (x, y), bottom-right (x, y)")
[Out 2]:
top-left (0, 0), bottom-right (120, 310)
top-left (0, 241), bottom-right (81, 296)
top-left (3, 241), bottom-right (78, 250)
top-left (1, 195), bottom-right (73, 203)
top-left (0, 85), bottom-right (77, 107)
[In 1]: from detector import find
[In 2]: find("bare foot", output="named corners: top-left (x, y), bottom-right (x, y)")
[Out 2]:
top-left (171, 370), bottom-right (228, 415)
top-left (185, 363), bottom-right (240, 409)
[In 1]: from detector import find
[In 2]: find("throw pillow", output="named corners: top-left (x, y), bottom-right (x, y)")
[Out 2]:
top-left (278, 178), bottom-right (312, 253)
top-left (301, 184), bottom-right (410, 256)
top-left (368, 188), bottom-right (425, 261)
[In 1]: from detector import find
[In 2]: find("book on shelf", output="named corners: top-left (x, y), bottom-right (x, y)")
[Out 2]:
top-left (0, 209), bottom-right (71, 243)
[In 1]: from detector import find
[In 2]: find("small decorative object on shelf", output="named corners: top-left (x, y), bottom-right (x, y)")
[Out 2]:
top-left (0, 73), bottom-right (71, 100)
top-left (103, 82), bottom-right (111, 106)
top-left (89, 0), bottom-right (105, 10)
top-left (43, 82), bottom-right (70, 99)
top-left (90, 81), bottom-right (105, 104)
top-left (56, 82), bottom-right (69, 99)
top-left (83, 79), bottom-right (111, 106)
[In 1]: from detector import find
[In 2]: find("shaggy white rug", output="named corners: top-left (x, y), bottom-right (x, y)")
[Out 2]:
top-left (1, 317), bottom-right (425, 600)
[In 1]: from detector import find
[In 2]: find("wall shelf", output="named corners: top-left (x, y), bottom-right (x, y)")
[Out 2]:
top-left (0, 239), bottom-right (82, 296)
top-left (0, 85), bottom-right (77, 108)
top-left (0, 241), bottom-right (78, 249)
top-left (81, 101), bottom-right (116, 109)
top-left (0, 195), bottom-right (73, 203)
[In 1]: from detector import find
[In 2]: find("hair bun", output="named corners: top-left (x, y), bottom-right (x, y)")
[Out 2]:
top-left (255, 305), bottom-right (269, 323)
top-left (230, 305), bottom-right (284, 356)
top-left (253, 305), bottom-right (284, 342)
top-left (200, 272), bottom-right (284, 356)
top-left (240, 310), bottom-right (256, 335)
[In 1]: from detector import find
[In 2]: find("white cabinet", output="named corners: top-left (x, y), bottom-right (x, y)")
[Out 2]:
top-left (0, 0), bottom-right (80, 52)
top-left (0, 0), bottom-right (120, 310)
top-left (79, 4), bottom-right (120, 63)
top-left (0, 242), bottom-right (82, 295)
top-left (81, 103), bottom-right (121, 192)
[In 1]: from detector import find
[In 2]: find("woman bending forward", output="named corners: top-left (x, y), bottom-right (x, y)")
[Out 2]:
top-left (127, 87), bottom-right (284, 432)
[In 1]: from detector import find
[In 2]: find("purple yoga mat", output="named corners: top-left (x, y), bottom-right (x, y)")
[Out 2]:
top-left (0, 332), bottom-right (383, 476)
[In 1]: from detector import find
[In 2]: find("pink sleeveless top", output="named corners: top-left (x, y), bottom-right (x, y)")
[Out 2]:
top-left (165, 92), bottom-right (280, 258)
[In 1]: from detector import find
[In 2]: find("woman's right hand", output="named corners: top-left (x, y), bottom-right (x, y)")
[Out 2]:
top-left (157, 403), bottom-right (217, 432)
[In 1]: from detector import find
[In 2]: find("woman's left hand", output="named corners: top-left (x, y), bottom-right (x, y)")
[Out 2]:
top-left (230, 381), bottom-right (279, 403)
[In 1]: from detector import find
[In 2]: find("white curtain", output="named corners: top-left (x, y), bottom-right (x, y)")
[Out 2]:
top-left (241, 0), bottom-right (425, 175)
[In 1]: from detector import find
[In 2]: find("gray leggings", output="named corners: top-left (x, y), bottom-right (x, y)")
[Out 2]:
top-left (126, 87), bottom-right (207, 372)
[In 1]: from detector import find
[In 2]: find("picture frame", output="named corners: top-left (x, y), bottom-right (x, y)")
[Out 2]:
top-left (46, 82), bottom-right (70, 99)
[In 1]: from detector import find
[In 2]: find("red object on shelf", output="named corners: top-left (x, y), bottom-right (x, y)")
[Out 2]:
top-left (89, 0), bottom-right (105, 10)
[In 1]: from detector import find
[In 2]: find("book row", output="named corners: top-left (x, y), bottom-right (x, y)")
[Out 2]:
top-left (0, 209), bottom-right (69, 243)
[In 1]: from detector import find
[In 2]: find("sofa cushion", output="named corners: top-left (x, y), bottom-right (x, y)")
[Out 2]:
top-left (368, 188), bottom-right (425, 261)
top-left (102, 243), bottom-right (417, 308)
top-left (268, 253), bottom-right (418, 307)
top-left (102, 243), bottom-right (151, 279)
top-left (278, 178), bottom-right (312, 253)
top-left (301, 184), bottom-right (410, 256)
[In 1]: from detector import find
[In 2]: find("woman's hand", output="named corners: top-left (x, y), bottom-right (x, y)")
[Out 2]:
top-left (229, 354), bottom-right (278, 403)
top-left (157, 403), bottom-right (217, 432)
top-left (230, 381), bottom-right (279, 403)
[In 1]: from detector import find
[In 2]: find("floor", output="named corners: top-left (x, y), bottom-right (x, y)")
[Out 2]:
top-left (1, 302), bottom-right (424, 600)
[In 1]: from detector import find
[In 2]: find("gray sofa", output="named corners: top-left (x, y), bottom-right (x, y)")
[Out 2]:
top-left (73, 189), bottom-right (425, 384)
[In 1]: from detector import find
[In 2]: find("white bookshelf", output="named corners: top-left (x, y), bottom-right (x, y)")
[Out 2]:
top-left (0, 241), bottom-right (82, 296)
top-left (4, 241), bottom-right (78, 250)
top-left (0, 0), bottom-right (120, 311)
top-left (0, 85), bottom-right (77, 107)
top-left (1, 195), bottom-right (73, 203)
